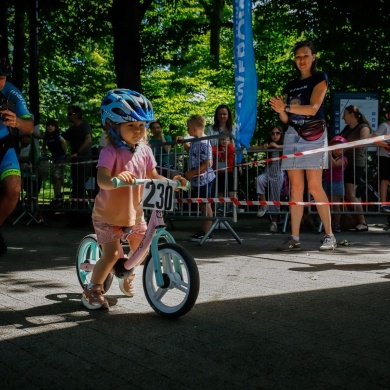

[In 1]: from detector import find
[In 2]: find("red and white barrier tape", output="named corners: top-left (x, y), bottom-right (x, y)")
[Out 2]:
top-left (209, 134), bottom-right (390, 174)
top-left (245, 134), bottom-right (390, 165)
top-left (30, 196), bottom-right (390, 207)
top-left (31, 134), bottom-right (390, 208)
top-left (178, 197), bottom-right (390, 207)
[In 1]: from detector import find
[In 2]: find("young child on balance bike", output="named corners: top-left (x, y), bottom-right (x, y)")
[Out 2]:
top-left (81, 89), bottom-right (186, 310)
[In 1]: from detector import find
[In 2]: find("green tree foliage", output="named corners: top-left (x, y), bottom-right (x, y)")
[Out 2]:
top-left (141, 1), bottom-right (235, 137)
top-left (2, 0), bottom-right (390, 148)
top-left (252, 0), bottom-right (390, 141)
top-left (36, 0), bottom-right (116, 138)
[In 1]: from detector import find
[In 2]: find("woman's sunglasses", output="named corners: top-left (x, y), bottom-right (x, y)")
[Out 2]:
top-left (271, 132), bottom-right (281, 136)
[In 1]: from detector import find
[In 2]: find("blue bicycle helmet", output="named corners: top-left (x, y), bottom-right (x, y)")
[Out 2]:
top-left (0, 55), bottom-right (12, 76)
top-left (100, 89), bottom-right (155, 125)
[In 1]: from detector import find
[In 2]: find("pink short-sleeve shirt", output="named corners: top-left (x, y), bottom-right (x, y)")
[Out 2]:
top-left (92, 143), bottom-right (156, 227)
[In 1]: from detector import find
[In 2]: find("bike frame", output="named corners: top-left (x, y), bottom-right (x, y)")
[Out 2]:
top-left (124, 209), bottom-right (177, 287)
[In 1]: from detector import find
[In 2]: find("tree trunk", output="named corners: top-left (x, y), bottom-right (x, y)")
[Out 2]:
top-left (29, 0), bottom-right (40, 124)
top-left (209, 0), bottom-right (225, 67)
top-left (0, 1), bottom-right (8, 55)
top-left (110, 0), bottom-right (153, 92)
top-left (12, 0), bottom-right (27, 90)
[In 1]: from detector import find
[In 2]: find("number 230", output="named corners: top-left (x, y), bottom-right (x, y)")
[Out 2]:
top-left (142, 181), bottom-right (174, 211)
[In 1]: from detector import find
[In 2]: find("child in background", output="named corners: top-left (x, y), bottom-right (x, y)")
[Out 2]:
top-left (253, 125), bottom-right (285, 233)
top-left (323, 135), bottom-right (348, 233)
top-left (82, 89), bottom-right (186, 310)
top-left (184, 115), bottom-right (216, 242)
top-left (212, 134), bottom-right (235, 213)
top-left (149, 120), bottom-right (175, 177)
top-left (372, 101), bottom-right (390, 212)
top-left (42, 119), bottom-right (67, 199)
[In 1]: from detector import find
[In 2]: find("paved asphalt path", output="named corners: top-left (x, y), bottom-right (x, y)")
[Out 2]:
top-left (1, 213), bottom-right (390, 390)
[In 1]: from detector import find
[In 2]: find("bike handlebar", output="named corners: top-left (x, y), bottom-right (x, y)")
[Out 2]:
top-left (112, 177), bottom-right (191, 191)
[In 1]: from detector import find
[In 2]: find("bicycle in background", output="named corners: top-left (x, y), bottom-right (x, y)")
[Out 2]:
top-left (76, 178), bottom-right (200, 318)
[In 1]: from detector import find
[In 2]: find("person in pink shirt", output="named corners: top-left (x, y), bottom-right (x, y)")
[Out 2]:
top-left (212, 134), bottom-right (235, 212)
top-left (81, 89), bottom-right (186, 310)
top-left (323, 135), bottom-right (348, 233)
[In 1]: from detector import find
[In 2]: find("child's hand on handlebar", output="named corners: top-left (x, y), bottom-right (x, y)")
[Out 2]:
top-left (172, 175), bottom-right (189, 190)
top-left (115, 171), bottom-right (136, 186)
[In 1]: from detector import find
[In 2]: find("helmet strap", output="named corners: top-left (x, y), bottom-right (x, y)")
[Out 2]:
top-left (109, 127), bottom-right (137, 153)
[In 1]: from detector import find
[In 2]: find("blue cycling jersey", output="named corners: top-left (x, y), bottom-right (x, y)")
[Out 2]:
top-left (0, 81), bottom-right (32, 140)
top-left (0, 81), bottom-right (32, 178)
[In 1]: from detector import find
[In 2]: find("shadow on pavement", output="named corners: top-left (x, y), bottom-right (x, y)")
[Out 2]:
top-left (1, 281), bottom-right (390, 389)
top-left (1, 215), bottom-right (390, 389)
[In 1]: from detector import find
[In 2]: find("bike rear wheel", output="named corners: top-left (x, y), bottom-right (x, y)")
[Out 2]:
top-left (142, 243), bottom-right (199, 318)
top-left (76, 234), bottom-right (114, 293)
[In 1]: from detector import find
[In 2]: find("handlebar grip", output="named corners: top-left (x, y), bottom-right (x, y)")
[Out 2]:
top-left (112, 177), bottom-right (190, 191)
top-left (112, 177), bottom-right (137, 188)
top-left (175, 180), bottom-right (191, 191)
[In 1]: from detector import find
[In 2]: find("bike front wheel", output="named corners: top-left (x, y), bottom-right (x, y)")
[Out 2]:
top-left (143, 243), bottom-right (200, 318)
top-left (76, 234), bottom-right (113, 293)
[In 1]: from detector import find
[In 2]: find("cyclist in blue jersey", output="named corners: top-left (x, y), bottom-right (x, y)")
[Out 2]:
top-left (0, 54), bottom-right (34, 254)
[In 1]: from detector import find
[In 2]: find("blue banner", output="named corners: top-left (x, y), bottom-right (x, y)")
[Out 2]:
top-left (233, 0), bottom-right (257, 150)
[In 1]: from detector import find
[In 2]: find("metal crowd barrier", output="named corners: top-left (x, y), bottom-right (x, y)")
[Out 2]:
top-left (13, 156), bottom-right (97, 225)
top-left (11, 142), bottom-right (390, 235)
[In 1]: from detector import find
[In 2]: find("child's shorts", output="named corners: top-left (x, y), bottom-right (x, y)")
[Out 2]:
top-left (217, 172), bottom-right (234, 193)
top-left (191, 182), bottom-right (214, 200)
top-left (93, 219), bottom-right (147, 245)
top-left (51, 160), bottom-right (65, 180)
top-left (323, 180), bottom-right (344, 197)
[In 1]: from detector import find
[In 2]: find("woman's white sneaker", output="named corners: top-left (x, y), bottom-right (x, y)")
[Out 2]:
top-left (319, 235), bottom-right (337, 251)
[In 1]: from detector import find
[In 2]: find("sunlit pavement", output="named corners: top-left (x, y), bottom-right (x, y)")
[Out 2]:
top-left (1, 214), bottom-right (390, 390)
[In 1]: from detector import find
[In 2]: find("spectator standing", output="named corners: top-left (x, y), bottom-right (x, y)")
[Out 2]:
top-left (149, 120), bottom-right (176, 177)
top-left (184, 115), bottom-right (216, 242)
top-left (212, 134), bottom-right (235, 213)
top-left (372, 101), bottom-right (390, 213)
top-left (18, 133), bottom-right (34, 182)
top-left (270, 40), bottom-right (335, 251)
top-left (0, 54), bottom-right (34, 254)
top-left (42, 119), bottom-right (67, 199)
top-left (62, 106), bottom-right (92, 205)
top-left (340, 105), bottom-right (372, 231)
top-left (206, 104), bottom-right (237, 146)
top-left (323, 135), bottom-right (348, 233)
top-left (17, 133), bottom-right (44, 224)
top-left (252, 125), bottom-right (285, 233)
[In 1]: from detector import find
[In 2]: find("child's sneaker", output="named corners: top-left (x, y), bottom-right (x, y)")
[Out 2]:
top-left (257, 206), bottom-right (268, 218)
top-left (189, 231), bottom-right (212, 242)
top-left (117, 269), bottom-right (136, 297)
top-left (319, 234), bottom-right (337, 251)
top-left (269, 222), bottom-right (278, 233)
top-left (277, 236), bottom-right (301, 251)
top-left (81, 284), bottom-right (109, 310)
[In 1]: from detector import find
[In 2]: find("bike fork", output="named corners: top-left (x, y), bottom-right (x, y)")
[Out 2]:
top-left (150, 229), bottom-right (179, 287)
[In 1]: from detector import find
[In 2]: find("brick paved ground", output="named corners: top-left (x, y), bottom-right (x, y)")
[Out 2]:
top-left (1, 213), bottom-right (390, 390)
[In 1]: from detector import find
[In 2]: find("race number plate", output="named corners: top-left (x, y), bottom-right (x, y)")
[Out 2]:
top-left (142, 181), bottom-right (175, 211)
